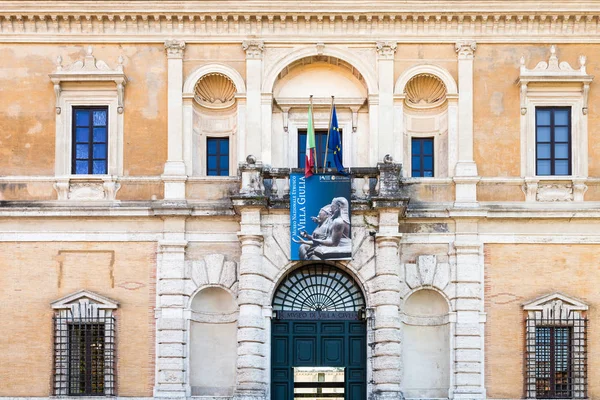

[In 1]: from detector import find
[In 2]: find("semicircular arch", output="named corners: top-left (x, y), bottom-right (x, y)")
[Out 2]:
top-left (269, 262), bottom-right (369, 311)
top-left (394, 64), bottom-right (458, 96)
top-left (183, 63), bottom-right (246, 95)
top-left (263, 46), bottom-right (378, 95)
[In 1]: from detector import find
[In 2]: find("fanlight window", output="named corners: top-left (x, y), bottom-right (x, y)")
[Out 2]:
top-left (194, 73), bottom-right (237, 109)
top-left (273, 265), bottom-right (365, 311)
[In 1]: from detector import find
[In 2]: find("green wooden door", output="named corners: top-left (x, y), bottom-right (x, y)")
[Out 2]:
top-left (271, 319), bottom-right (367, 400)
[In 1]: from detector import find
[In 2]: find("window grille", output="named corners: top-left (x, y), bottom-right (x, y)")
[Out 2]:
top-left (525, 310), bottom-right (587, 399)
top-left (54, 306), bottom-right (116, 396)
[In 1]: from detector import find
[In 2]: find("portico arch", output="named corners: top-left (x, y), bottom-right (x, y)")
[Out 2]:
top-left (270, 263), bottom-right (368, 400)
top-left (263, 46), bottom-right (378, 95)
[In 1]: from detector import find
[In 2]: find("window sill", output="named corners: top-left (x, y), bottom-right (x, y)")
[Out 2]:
top-left (53, 176), bottom-right (120, 201)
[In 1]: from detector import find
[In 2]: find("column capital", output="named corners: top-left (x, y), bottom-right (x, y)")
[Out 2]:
top-left (164, 39), bottom-right (186, 59)
top-left (242, 40), bottom-right (265, 59)
top-left (376, 41), bottom-right (397, 59)
top-left (455, 40), bottom-right (477, 59)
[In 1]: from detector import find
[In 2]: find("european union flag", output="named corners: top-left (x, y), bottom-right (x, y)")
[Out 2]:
top-left (328, 105), bottom-right (346, 174)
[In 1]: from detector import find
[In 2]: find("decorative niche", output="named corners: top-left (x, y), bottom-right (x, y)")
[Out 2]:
top-left (193, 73), bottom-right (237, 109)
top-left (404, 74), bottom-right (448, 109)
top-left (395, 68), bottom-right (457, 179)
top-left (50, 46), bottom-right (127, 201)
top-left (518, 45), bottom-right (593, 202)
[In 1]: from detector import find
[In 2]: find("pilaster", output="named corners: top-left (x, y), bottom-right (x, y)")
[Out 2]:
top-left (454, 40), bottom-right (479, 207)
top-left (233, 158), bottom-right (268, 400)
top-left (371, 160), bottom-right (406, 400)
top-left (162, 39), bottom-right (187, 200)
top-left (243, 40), bottom-right (265, 165)
top-left (154, 216), bottom-right (189, 398)
top-left (376, 41), bottom-right (397, 163)
top-left (451, 217), bottom-right (486, 400)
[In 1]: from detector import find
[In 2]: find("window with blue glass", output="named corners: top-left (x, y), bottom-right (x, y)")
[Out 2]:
top-left (536, 107), bottom-right (571, 176)
top-left (72, 107), bottom-right (108, 175)
top-left (298, 130), bottom-right (342, 169)
top-left (411, 138), bottom-right (434, 177)
top-left (207, 137), bottom-right (229, 176)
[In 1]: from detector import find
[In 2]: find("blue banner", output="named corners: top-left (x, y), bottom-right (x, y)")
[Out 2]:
top-left (290, 173), bottom-right (352, 261)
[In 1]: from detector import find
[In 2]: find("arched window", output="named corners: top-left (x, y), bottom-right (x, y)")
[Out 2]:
top-left (273, 264), bottom-right (365, 312)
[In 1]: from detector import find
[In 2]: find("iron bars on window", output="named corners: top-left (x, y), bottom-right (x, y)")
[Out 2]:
top-left (525, 310), bottom-right (587, 399)
top-left (53, 306), bottom-right (116, 396)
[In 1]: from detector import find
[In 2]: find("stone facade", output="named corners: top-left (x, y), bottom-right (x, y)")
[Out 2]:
top-left (1, 1), bottom-right (600, 400)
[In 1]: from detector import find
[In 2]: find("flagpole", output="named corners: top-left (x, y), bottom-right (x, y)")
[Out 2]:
top-left (323, 95), bottom-right (334, 173)
top-left (310, 95), bottom-right (317, 173)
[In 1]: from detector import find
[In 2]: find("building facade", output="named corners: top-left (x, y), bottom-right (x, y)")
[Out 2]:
top-left (1, 1), bottom-right (600, 400)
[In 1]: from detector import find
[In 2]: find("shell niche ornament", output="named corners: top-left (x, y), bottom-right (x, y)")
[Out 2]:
top-left (404, 73), bottom-right (448, 108)
top-left (193, 73), bottom-right (237, 109)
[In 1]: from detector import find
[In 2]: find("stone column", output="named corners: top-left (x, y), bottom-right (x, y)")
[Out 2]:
top-left (451, 217), bottom-right (486, 399)
top-left (454, 41), bottom-right (479, 207)
top-left (163, 40), bottom-right (187, 200)
top-left (371, 161), bottom-right (406, 400)
top-left (376, 41), bottom-right (397, 163)
top-left (233, 161), bottom-right (268, 400)
top-left (243, 40), bottom-right (265, 163)
top-left (154, 215), bottom-right (190, 397)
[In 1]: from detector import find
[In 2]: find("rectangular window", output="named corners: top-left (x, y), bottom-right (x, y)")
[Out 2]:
top-left (298, 130), bottom-right (342, 169)
top-left (207, 137), bottom-right (229, 176)
top-left (536, 107), bottom-right (571, 176)
top-left (68, 324), bottom-right (106, 396)
top-left (411, 138), bottom-right (434, 177)
top-left (534, 327), bottom-right (571, 399)
top-left (525, 313), bottom-right (587, 399)
top-left (54, 309), bottom-right (116, 396)
top-left (72, 107), bottom-right (108, 175)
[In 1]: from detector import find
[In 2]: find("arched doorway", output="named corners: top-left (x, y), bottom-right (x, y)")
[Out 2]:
top-left (271, 264), bottom-right (367, 400)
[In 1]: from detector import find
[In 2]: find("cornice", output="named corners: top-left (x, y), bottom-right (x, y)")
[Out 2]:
top-left (3, 3), bottom-right (600, 42)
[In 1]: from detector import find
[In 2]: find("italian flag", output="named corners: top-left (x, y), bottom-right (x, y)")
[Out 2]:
top-left (305, 102), bottom-right (316, 178)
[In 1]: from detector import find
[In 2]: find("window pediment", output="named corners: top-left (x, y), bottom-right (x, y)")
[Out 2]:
top-left (51, 289), bottom-right (119, 310)
top-left (518, 45), bottom-right (593, 115)
top-left (49, 46), bottom-right (127, 115)
top-left (523, 292), bottom-right (587, 319)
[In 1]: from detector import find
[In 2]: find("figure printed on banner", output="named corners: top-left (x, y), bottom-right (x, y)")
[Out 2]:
top-left (290, 174), bottom-right (352, 261)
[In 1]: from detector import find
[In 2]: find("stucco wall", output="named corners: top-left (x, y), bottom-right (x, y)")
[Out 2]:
top-left (0, 44), bottom-right (167, 177)
top-left (484, 243), bottom-right (600, 399)
top-left (0, 241), bottom-right (156, 397)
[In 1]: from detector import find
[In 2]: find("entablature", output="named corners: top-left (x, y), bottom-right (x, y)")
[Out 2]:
top-left (4, 2), bottom-right (600, 41)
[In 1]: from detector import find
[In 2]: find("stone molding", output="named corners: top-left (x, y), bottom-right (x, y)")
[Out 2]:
top-left (455, 40), bottom-right (477, 59)
top-left (375, 40), bottom-right (397, 59)
top-left (49, 46), bottom-right (126, 114)
top-left (164, 39), bottom-right (186, 58)
top-left (518, 45), bottom-right (593, 115)
top-left (5, 7), bottom-right (600, 41)
top-left (187, 254), bottom-right (239, 297)
top-left (242, 40), bottom-right (264, 59)
top-left (523, 291), bottom-right (588, 319)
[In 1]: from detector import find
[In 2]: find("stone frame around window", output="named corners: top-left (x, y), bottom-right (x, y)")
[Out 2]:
top-left (523, 292), bottom-right (588, 400)
top-left (394, 64), bottom-right (458, 180)
top-left (518, 46), bottom-right (593, 202)
top-left (182, 63), bottom-right (246, 178)
top-left (50, 46), bottom-right (126, 201)
top-left (51, 290), bottom-right (119, 397)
